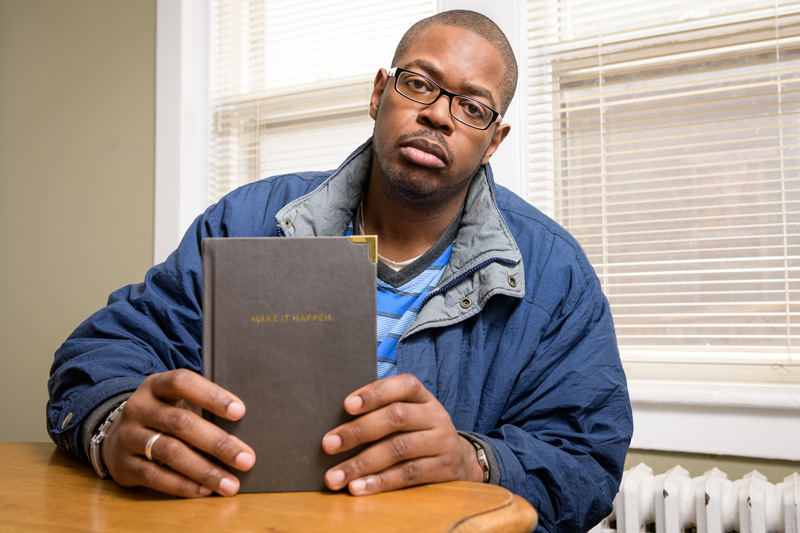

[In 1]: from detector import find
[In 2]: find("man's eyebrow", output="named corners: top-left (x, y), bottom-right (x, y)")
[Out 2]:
top-left (403, 59), bottom-right (498, 109)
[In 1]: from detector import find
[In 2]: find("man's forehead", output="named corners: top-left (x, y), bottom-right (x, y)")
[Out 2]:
top-left (394, 25), bottom-right (504, 107)
top-left (398, 23), bottom-right (496, 62)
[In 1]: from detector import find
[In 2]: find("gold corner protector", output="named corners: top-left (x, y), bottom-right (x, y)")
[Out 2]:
top-left (349, 235), bottom-right (378, 263)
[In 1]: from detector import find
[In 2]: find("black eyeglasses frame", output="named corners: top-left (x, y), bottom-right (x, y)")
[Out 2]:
top-left (387, 67), bottom-right (502, 130)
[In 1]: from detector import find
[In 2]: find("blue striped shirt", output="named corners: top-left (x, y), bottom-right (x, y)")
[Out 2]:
top-left (374, 246), bottom-right (451, 378)
top-left (346, 220), bottom-right (454, 379)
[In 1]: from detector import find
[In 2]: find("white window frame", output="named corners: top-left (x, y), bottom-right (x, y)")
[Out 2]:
top-left (154, 0), bottom-right (210, 265)
top-left (154, 0), bottom-right (800, 461)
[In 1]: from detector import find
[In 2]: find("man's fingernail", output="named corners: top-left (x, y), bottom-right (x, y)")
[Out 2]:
top-left (227, 401), bottom-right (245, 418)
top-left (218, 477), bottom-right (238, 496)
top-left (350, 478), bottom-right (367, 495)
top-left (326, 469), bottom-right (345, 487)
top-left (322, 434), bottom-right (341, 452)
top-left (199, 485), bottom-right (212, 496)
top-left (344, 395), bottom-right (363, 412)
top-left (234, 451), bottom-right (255, 470)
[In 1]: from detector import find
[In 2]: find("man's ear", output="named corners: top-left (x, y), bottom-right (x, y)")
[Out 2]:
top-left (481, 123), bottom-right (511, 165)
top-left (369, 69), bottom-right (389, 120)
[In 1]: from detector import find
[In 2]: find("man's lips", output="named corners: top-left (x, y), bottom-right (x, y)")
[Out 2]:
top-left (398, 139), bottom-right (448, 169)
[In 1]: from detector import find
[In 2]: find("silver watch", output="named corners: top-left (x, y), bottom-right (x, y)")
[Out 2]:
top-left (471, 440), bottom-right (490, 483)
top-left (90, 401), bottom-right (127, 479)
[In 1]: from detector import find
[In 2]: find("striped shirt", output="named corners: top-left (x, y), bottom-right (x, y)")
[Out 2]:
top-left (345, 207), bottom-right (462, 379)
top-left (374, 246), bottom-right (451, 378)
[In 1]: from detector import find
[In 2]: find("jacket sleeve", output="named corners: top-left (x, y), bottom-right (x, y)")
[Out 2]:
top-left (485, 272), bottom-right (632, 531)
top-left (46, 202), bottom-right (227, 459)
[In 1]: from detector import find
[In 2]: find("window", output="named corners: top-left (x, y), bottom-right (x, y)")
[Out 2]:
top-left (523, 0), bottom-right (800, 460)
top-left (525, 0), bottom-right (800, 376)
top-left (208, 0), bottom-right (437, 202)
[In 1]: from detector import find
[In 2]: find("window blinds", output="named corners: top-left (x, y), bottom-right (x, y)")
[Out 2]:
top-left (209, 0), bottom-right (436, 202)
top-left (525, 0), bottom-right (800, 365)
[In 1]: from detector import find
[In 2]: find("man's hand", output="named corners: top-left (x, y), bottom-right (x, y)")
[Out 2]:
top-left (321, 373), bottom-right (484, 496)
top-left (100, 369), bottom-right (256, 498)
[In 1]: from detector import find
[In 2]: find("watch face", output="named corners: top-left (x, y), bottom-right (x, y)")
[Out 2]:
top-left (90, 443), bottom-right (107, 479)
top-left (475, 447), bottom-right (490, 482)
top-left (89, 401), bottom-right (127, 479)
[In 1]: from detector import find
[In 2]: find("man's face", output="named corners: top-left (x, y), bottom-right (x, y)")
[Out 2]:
top-left (369, 24), bottom-right (511, 208)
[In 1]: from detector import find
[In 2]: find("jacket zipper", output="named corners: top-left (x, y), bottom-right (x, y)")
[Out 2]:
top-left (417, 257), bottom-right (518, 313)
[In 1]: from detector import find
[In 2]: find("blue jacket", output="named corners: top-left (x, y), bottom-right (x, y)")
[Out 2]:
top-left (48, 140), bottom-right (632, 532)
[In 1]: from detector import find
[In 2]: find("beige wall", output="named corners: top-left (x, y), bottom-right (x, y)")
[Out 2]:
top-left (0, 0), bottom-right (156, 441)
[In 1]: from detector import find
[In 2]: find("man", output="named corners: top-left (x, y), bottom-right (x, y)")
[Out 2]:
top-left (47, 10), bottom-right (632, 531)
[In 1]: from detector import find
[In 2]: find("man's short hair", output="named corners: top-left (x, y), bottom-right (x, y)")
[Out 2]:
top-left (391, 10), bottom-right (518, 115)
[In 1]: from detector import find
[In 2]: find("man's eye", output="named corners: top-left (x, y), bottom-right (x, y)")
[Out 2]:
top-left (461, 100), bottom-right (488, 119)
top-left (403, 76), bottom-right (433, 92)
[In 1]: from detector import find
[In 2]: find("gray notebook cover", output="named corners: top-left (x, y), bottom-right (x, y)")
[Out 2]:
top-left (202, 236), bottom-right (377, 493)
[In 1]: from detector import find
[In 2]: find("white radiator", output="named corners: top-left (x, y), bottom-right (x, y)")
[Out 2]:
top-left (589, 463), bottom-right (800, 533)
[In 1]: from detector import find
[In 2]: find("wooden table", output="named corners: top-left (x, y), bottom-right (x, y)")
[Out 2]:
top-left (0, 442), bottom-right (537, 532)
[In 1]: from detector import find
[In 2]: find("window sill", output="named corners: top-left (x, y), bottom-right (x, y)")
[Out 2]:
top-left (628, 379), bottom-right (800, 461)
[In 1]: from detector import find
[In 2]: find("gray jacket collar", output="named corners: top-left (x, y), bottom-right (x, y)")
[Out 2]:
top-left (275, 139), bottom-right (525, 329)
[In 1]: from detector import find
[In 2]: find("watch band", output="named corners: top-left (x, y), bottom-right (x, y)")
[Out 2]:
top-left (471, 440), bottom-right (490, 483)
top-left (90, 400), bottom-right (127, 479)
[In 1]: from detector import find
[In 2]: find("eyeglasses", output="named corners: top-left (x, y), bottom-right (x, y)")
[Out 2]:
top-left (387, 67), bottom-right (502, 130)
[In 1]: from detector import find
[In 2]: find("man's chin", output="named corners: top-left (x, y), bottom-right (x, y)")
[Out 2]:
top-left (385, 174), bottom-right (440, 204)
top-left (374, 148), bottom-right (467, 208)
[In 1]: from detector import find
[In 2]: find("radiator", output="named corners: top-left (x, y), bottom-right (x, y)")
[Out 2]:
top-left (588, 463), bottom-right (800, 533)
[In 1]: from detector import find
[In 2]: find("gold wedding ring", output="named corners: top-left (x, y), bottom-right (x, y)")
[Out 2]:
top-left (144, 432), bottom-right (163, 462)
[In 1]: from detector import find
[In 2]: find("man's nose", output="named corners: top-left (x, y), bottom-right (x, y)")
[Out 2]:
top-left (417, 93), bottom-right (455, 133)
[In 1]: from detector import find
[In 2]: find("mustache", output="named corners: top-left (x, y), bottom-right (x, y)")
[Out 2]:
top-left (396, 130), bottom-right (455, 165)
